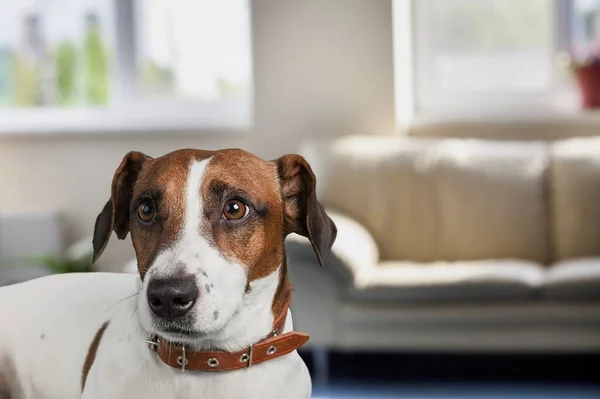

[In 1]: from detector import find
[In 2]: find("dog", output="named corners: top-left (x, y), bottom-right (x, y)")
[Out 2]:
top-left (0, 148), bottom-right (337, 399)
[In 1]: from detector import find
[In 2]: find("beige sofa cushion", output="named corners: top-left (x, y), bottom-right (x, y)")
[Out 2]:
top-left (345, 259), bottom-right (544, 303)
top-left (544, 258), bottom-right (600, 301)
top-left (300, 136), bottom-right (550, 263)
top-left (550, 138), bottom-right (600, 261)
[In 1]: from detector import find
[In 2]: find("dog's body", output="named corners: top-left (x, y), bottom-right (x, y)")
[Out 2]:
top-left (0, 149), bottom-right (336, 399)
top-left (0, 273), bottom-right (309, 399)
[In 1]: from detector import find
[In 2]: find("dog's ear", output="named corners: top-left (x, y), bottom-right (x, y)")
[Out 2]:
top-left (92, 151), bottom-right (152, 263)
top-left (272, 154), bottom-right (337, 266)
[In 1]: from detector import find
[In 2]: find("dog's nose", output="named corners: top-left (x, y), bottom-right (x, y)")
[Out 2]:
top-left (147, 278), bottom-right (198, 321)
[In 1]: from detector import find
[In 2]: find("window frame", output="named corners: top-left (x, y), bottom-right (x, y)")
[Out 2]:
top-left (0, 0), bottom-right (254, 136)
top-left (407, 0), bottom-right (580, 119)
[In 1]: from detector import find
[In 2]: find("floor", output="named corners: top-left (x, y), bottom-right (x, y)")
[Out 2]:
top-left (303, 352), bottom-right (600, 399)
top-left (312, 383), bottom-right (600, 399)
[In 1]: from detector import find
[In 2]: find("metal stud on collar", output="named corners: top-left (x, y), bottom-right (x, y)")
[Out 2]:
top-left (208, 358), bottom-right (219, 368)
top-left (248, 344), bottom-right (254, 367)
top-left (267, 345), bottom-right (277, 356)
top-left (177, 345), bottom-right (188, 372)
top-left (239, 353), bottom-right (250, 363)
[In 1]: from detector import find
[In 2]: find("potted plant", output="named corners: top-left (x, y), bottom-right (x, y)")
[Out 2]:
top-left (569, 47), bottom-right (600, 109)
top-left (28, 236), bottom-right (95, 274)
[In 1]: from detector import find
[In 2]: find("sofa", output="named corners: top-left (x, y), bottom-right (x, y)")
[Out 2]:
top-left (0, 211), bottom-right (61, 286)
top-left (285, 135), bottom-right (600, 361)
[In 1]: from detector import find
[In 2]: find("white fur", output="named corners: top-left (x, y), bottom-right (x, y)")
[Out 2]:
top-left (0, 158), bottom-right (311, 399)
top-left (138, 158), bottom-right (249, 346)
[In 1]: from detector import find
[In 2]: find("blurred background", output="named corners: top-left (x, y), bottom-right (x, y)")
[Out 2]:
top-left (1, 0), bottom-right (600, 398)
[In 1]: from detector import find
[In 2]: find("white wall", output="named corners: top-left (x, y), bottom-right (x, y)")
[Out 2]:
top-left (0, 0), bottom-right (395, 271)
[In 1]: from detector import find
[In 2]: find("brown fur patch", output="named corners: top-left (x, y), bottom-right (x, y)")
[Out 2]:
top-left (0, 367), bottom-right (10, 399)
top-left (200, 149), bottom-right (286, 283)
top-left (273, 154), bottom-right (337, 266)
top-left (81, 321), bottom-right (110, 392)
top-left (0, 356), bottom-right (22, 399)
top-left (272, 255), bottom-right (294, 317)
top-left (129, 150), bottom-right (214, 279)
top-left (274, 154), bottom-right (310, 235)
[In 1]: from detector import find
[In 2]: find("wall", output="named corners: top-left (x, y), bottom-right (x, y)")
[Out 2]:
top-left (0, 0), bottom-right (395, 271)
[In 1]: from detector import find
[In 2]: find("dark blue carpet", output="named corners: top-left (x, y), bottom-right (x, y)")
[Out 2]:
top-left (312, 384), bottom-right (600, 398)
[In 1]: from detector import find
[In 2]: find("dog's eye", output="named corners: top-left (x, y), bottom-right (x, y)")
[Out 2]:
top-left (223, 199), bottom-right (249, 220)
top-left (137, 199), bottom-right (156, 222)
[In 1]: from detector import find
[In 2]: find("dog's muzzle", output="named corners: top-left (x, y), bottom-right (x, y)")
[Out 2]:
top-left (145, 294), bottom-right (309, 372)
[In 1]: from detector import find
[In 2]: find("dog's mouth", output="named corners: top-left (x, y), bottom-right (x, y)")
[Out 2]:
top-left (159, 325), bottom-right (207, 339)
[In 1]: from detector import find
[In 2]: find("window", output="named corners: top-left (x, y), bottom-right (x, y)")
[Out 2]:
top-left (0, 0), bottom-right (252, 132)
top-left (0, 0), bottom-right (115, 107)
top-left (411, 0), bottom-right (600, 115)
top-left (572, 0), bottom-right (600, 58)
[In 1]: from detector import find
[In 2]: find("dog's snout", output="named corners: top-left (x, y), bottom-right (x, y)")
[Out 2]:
top-left (147, 278), bottom-right (198, 321)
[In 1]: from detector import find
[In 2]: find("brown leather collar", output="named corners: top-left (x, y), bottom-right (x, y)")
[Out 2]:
top-left (145, 295), bottom-right (309, 372)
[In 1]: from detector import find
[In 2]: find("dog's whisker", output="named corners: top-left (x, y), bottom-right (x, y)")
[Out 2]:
top-left (128, 306), bottom-right (138, 323)
top-left (119, 305), bottom-right (139, 342)
top-left (107, 292), bottom-right (140, 310)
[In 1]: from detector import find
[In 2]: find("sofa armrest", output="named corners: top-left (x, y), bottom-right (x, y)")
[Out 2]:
top-left (285, 209), bottom-right (379, 284)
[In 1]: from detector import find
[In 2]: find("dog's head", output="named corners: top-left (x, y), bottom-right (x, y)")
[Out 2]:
top-left (92, 149), bottom-right (336, 341)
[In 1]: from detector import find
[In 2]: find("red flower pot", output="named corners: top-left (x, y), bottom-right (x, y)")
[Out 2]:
top-left (573, 62), bottom-right (600, 109)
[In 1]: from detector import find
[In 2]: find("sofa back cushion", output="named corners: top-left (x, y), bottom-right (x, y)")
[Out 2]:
top-left (300, 136), bottom-right (550, 263)
top-left (550, 138), bottom-right (600, 261)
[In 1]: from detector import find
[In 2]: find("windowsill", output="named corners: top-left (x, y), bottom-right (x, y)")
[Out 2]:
top-left (403, 83), bottom-right (600, 134)
top-left (0, 98), bottom-right (252, 138)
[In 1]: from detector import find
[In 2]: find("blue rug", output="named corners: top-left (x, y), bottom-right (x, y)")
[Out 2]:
top-left (312, 384), bottom-right (600, 399)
